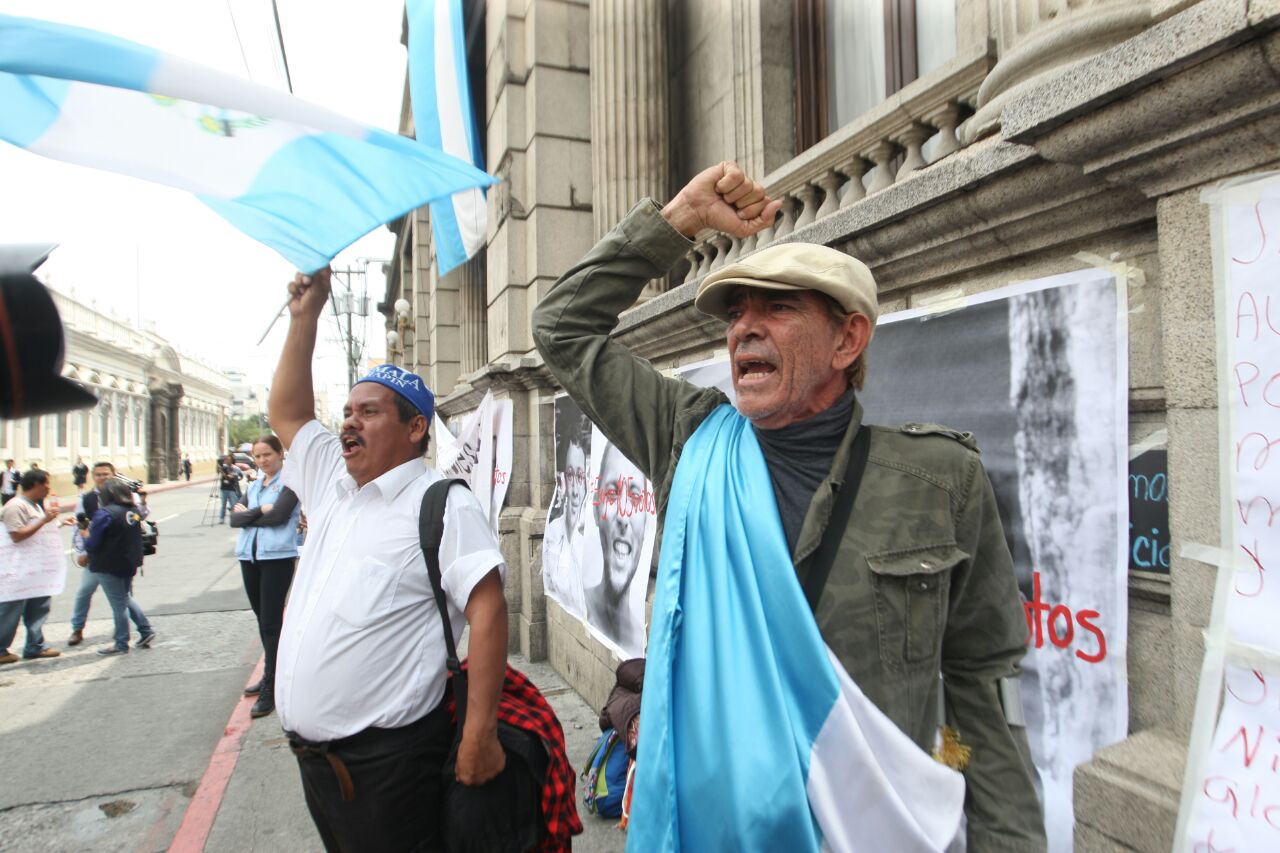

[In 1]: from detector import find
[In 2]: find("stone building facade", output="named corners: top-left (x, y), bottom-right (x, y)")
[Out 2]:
top-left (0, 290), bottom-right (233, 493)
top-left (382, 0), bottom-right (1279, 845)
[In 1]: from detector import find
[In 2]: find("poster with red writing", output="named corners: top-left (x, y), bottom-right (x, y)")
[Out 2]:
top-left (434, 390), bottom-right (512, 535)
top-left (1183, 663), bottom-right (1280, 850)
top-left (1176, 174), bottom-right (1280, 852)
top-left (675, 267), bottom-right (1129, 851)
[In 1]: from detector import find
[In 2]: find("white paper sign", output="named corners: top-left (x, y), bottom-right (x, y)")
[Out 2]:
top-left (1221, 189), bottom-right (1280, 653)
top-left (1184, 663), bottom-right (1280, 850)
top-left (435, 390), bottom-right (513, 534)
top-left (0, 519), bottom-right (68, 602)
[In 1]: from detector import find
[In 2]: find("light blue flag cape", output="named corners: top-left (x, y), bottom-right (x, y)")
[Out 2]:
top-left (0, 14), bottom-right (496, 273)
top-left (627, 404), bottom-right (965, 853)
top-left (407, 0), bottom-right (487, 277)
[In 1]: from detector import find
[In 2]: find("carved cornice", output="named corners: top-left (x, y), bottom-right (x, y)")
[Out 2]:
top-left (1002, 0), bottom-right (1280, 198)
top-left (436, 356), bottom-right (555, 416)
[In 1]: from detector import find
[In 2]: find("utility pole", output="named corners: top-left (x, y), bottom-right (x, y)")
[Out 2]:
top-left (329, 266), bottom-right (369, 390)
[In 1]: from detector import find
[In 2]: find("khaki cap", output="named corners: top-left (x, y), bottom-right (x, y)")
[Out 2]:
top-left (694, 241), bottom-right (879, 331)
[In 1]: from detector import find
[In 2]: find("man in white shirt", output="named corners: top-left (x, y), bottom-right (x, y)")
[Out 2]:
top-left (270, 268), bottom-right (510, 852)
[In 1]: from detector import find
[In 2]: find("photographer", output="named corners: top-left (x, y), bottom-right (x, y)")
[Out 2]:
top-left (218, 455), bottom-right (243, 525)
top-left (68, 462), bottom-right (150, 647)
top-left (84, 479), bottom-right (155, 657)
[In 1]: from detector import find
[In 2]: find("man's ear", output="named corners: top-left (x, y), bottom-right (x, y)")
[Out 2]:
top-left (410, 414), bottom-right (428, 445)
top-left (832, 312), bottom-right (872, 371)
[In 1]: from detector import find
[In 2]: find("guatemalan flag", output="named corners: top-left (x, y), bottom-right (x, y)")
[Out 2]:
top-left (0, 14), bottom-right (495, 273)
top-left (629, 405), bottom-right (966, 852)
top-left (406, 0), bottom-right (486, 277)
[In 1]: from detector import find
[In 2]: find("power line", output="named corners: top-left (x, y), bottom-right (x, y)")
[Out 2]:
top-left (270, 0), bottom-right (294, 93)
top-left (224, 0), bottom-right (252, 79)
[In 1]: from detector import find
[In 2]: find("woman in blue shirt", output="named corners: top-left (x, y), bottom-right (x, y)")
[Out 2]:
top-left (230, 434), bottom-right (300, 719)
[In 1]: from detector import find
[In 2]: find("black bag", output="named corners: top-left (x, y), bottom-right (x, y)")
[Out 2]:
top-left (141, 520), bottom-right (158, 556)
top-left (419, 479), bottom-right (547, 853)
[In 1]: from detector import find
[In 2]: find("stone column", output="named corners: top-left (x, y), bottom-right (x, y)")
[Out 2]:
top-left (590, 0), bottom-right (669, 242)
top-left (966, 0), bottom-right (1152, 142)
top-left (167, 392), bottom-right (183, 480)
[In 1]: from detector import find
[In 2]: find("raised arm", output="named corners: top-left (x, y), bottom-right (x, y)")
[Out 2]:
top-left (269, 269), bottom-right (332, 449)
top-left (531, 163), bottom-right (778, 485)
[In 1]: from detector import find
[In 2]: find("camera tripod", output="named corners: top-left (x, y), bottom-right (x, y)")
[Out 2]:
top-left (198, 480), bottom-right (225, 527)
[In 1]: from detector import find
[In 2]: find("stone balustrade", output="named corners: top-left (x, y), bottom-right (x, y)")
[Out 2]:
top-left (682, 49), bottom-right (991, 285)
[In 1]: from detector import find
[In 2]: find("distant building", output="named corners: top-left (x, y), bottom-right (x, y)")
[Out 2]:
top-left (0, 290), bottom-right (233, 490)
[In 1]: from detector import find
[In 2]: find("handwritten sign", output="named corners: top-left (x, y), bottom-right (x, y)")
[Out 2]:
top-left (435, 390), bottom-right (513, 535)
top-left (0, 520), bottom-right (68, 602)
top-left (1222, 193), bottom-right (1280, 653)
top-left (1185, 663), bottom-right (1280, 850)
top-left (1177, 177), bottom-right (1280, 852)
top-left (1130, 449), bottom-right (1171, 573)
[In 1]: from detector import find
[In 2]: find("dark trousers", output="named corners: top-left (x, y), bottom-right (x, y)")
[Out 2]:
top-left (239, 558), bottom-right (294, 685)
top-left (291, 704), bottom-right (454, 853)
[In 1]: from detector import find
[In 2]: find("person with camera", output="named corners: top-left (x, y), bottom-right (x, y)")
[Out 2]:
top-left (68, 461), bottom-right (151, 647)
top-left (84, 478), bottom-right (156, 657)
top-left (218, 455), bottom-right (243, 525)
top-left (229, 434), bottom-right (300, 720)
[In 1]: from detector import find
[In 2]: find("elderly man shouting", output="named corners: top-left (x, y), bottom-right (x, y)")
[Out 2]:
top-left (533, 162), bottom-right (1045, 851)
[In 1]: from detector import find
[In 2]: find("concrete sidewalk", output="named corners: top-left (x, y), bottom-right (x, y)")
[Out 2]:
top-left (204, 654), bottom-right (628, 852)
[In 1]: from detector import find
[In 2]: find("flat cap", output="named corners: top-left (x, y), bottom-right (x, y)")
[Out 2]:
top-left (694, 241), bottom-right (878, 331)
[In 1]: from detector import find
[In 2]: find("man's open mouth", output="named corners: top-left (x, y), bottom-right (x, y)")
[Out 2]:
top-left (341, 434), bottom-right (364, 457)
top-left (612, 539), bottom-right (634, 560)
top-left (735, 357), bottom-right (777, 385)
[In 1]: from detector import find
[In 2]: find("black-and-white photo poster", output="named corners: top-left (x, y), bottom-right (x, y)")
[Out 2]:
top-left (543, 395), bottom-right (592, 620)
top-left (861, 268), bottom-right (1128, 852)
top-left (542, 394), bottom-right (657, 659)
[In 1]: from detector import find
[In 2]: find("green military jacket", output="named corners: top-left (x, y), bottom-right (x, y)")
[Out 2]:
top-left (533, 200), bottom-right (1046, 852)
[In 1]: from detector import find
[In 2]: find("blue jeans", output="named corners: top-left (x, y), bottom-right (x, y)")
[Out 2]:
top-left (219, 489), bottom-right (239, 522)
top-left (0, 596), bottom-right (52, 657)
top-left (70, 567), bottom-right (146, 632)
top-left (95, 573), bottom-right (151, 651)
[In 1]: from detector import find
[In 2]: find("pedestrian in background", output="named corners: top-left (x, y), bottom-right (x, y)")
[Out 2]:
top-left (69, 462), bottom-right (149, 647)
top-left (0, 469), bottom-right (66, 664)
top-left (217, 455), bottom-right (242, 524)
top-left (181, 454), bottom-right (192, 481)
top-left (0, 459), bottom-right (17, 505)
top-left (230, 434), bottom-right (300, 719)
top-left (84, 478), bottom-right (156, 656)
top-left (71, 457), bottom-right (88, 492)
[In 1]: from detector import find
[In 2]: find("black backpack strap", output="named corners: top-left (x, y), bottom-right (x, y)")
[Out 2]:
top-left (802, 426), bottom-right (871, 612)
top-left (419, 478), bottom-right (470, 677)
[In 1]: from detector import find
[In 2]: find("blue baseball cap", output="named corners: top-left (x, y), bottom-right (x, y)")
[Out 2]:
top-left (356, 364), bottom-right (434, 421)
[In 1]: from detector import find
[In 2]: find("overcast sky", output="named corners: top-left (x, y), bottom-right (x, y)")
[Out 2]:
top-left (0, 0), bottom-right (409, 416)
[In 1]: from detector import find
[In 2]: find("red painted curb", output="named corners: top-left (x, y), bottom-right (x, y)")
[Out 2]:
top-left (167, 656), bottom-right (266, 853)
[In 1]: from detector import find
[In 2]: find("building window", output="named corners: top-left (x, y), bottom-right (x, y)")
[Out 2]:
top-left (796, 0), bottom-right (957, 150)
top-left (28, 416), bottom-right (41, 448)
top-left (56, 414), bottom-right (68, 448)
top-left (135, 405), bottom-right (145, 450)
top-left (118, 403), bottom-right (128, 447)
top-left (100, 401), bottom-right (110, 446)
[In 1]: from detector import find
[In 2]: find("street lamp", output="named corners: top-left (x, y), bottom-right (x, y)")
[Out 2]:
top-left (387, 298), bottom-right (414, 362)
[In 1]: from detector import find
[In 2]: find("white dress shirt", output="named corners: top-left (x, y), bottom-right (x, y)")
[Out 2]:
top-left (276, 420), bottom-right (505, 741)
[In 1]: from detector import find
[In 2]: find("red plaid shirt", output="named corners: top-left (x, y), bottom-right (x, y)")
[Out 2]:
top-left (447, 663), bottom-right (584, 851)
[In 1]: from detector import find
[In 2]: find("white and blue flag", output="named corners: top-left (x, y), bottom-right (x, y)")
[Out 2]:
top-left (406, 0), bottom-right (486, 277)
top-left (628, 405), bottom-right (966, 853)
top-left (0, 14), bottom-right (496, 273)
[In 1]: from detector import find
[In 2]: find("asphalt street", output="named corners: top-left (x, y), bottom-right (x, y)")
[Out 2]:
top-left (0, 480), bottom-right (625, 852)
